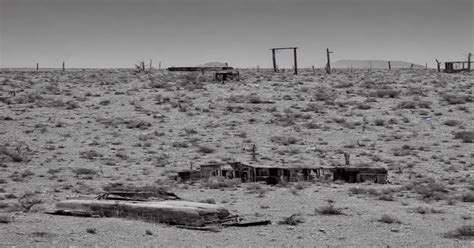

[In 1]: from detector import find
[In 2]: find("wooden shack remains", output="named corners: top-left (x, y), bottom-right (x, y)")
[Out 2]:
top-left (177, 161), bottom-right (388, 184)
top-left (333, 167), bottom-right (388, 184)
top-left (444, 61), bottom-right (472, 73)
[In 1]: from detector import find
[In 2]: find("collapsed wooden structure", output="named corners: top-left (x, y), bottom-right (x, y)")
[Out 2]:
top-left (177, 161), bottom-right (388, 184)
top-left (52, 199), bottom-right (231, 227)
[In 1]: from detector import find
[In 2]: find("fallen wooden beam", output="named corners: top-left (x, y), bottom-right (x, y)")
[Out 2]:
top-left (53, 200), bottom-right (230, 227)
top-left (223, 220), bottom-right (271, 227)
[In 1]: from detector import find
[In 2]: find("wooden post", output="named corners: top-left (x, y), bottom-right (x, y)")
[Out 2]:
top-left (326, 48), bottom-right (332, 74)
top-left (466, 53), bottom-right (471, 71)
top-left (435, 59), bottom-right (441, 72)
top-left (159, 61), bottom-right (161, 70)
top-left (149, 59), bottom-right (152, 71)
top-left (344, 152), bottom-right (350, 166)
top-left (293, 47), bottom-right (298, 75)
top-left (388, 61), bottom-right (391, 70)
top-left (36, 63), bottom-right (39, 71)
top-left (251, 144), bottom-right (257, 161)
top-left (62, 61), bottom-right (65, 71)
top-left (257, 65), bottom-right (260, 72)
top-left (272, 49), bottom-right (277, 72)
top-left (425, 62), bottom-right (428, 70)
top-left (312, 65), bottom-right (315, 74)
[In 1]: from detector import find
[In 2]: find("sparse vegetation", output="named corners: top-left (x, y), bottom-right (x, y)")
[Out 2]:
top-left (278, 213), bottom-right (305, 225)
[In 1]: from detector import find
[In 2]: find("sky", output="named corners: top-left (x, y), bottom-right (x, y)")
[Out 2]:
top-left (0, 0), bottom-right (472, 68)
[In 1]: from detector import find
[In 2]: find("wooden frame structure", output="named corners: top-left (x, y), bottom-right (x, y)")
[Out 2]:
top-left (270, 47), bottom-right (298, 75)
top-left (444, 61), bottom-right (473, 73)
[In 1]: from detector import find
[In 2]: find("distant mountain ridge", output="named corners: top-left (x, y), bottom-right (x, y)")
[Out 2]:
top-left (331, 60), bottom-right (424, 69)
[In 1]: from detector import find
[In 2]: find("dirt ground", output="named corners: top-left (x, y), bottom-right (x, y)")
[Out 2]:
top-left (0, 68), bottom-right (473, 247)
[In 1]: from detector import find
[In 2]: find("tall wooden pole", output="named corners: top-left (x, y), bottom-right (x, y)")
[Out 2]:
top-left (425, 62), bottom-right (428, 70)
top-left (272, 49), bottom-right (277, 72)
top-left (150, 59), bottom-right (152, 71)
top-left (435, 59), bottom-right (441, 72)
top-left (62, 61), bottom-right (65, 71)
top-left (388, 61), bottom-right (391, 70)
top-left (36, 63), bottom-right (39, 71)
top-left (326, 48), bottom-right (332, 74)
top-left (159, 61), bottom-right (161, 69)
top-left (293, 48), bottom-right (298, 75)
top-left (312, 65), bottom-right (315, 74)
top-left (468, 53), bottom-right (472, 71)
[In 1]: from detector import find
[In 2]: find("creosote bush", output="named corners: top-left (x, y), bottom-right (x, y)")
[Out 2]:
top-left (315, 204), bottom-right (344, 215)
top-left (278, 213), bottom-right (305, 225)
top-left (443, 225), bottom-right (474, 239)
top-left (377, 214), bottom-right (401, 224)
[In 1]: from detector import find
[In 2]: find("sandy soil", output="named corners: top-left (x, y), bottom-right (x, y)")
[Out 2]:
top-left (0, 68), bottom-right (473, 247)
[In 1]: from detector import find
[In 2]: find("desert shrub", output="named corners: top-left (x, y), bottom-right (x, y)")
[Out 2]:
top-left (246, 183), bottom-right (262, 192)
top-left (443, 120), bottom-right (462, 126)
top-left (453, 131), bottom-right (474, 143)
top-left (441, 94), bottom-right (472, 105)
top-left (378, 195), bottom-right (395, 201)
top-left (413, 206), bottom-right (444, 214)
top-left (18, 192), bottom-right (42, 212)
top-left (197, 146), bottom-right (215, 154)
top-left (315, 204), bottom-right (344, 215)
top-left (377, 214), bottom-right (401, 224)
top-left (0, 145), bottom-right (27, 162)
top-left (278, 213), bottom-right (305, 225)
top-left (373, 119), bottom-right (385, 126)
top-left (145, 229), bottom-right (153, 235)
top-left (333, 82), bottom-right (353, 88)
top-left (356, 102), bottom-right (371, 110)
top-left (412, 181), bottom-right (449, 201)
top-left (443, 225), bottom-right (474, 239)
top-left (73, 168), bottom-right (98, 176)
top-left (396, 100), bottom-right (431, 109)
top-left (460, 192), bottom-right (474, 202)
top-left (203, 178), bottom-right (241, 189)
top-left (348, 187), bottom-right (381, 196)
top-left (270, 135), bottom-right (299, 146)
top-left (79, 150), bottom-right (103, 160)
top-left (369, 89), bottom-right (400, 98)
top-left (0, 214), bottom-right (12, 224)
top-left (86, 228), bottom-right (97, 234)
top-left (313, 89), bottom-right (336, 103)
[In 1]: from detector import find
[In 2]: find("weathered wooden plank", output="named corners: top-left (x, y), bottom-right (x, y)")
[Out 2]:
top-left (54, 200), bottom-right (230, 227)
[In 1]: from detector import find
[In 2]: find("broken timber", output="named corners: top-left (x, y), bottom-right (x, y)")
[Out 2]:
top-left (52, 200), bottom-right (230, 227)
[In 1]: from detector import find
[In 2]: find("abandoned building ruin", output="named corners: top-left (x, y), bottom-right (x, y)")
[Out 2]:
top-left (177, 160), bottom-right (388, 185)
top-left (443, 61), bottom-right (473, 73)
top-left (167, 65), bottom-right (240, 82)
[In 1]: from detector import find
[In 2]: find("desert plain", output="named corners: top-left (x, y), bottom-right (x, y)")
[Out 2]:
top-left (0, 68), bottom-right (473, 247)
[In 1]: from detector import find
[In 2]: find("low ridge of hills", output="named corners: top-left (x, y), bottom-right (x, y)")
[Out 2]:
top-left (332, 59), bottom-right (424, 69)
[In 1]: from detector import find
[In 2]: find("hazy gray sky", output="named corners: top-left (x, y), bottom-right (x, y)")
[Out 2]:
top-left (0, 0), bottom-right (472, 68)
